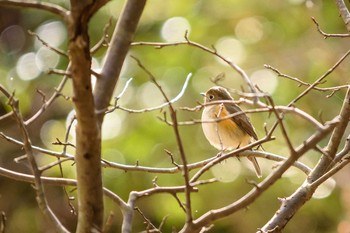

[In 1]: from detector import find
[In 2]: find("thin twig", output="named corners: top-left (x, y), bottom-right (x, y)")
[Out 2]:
top-left (132, 35), bottom-right (258, 102)
top-left (0, 0), bottom-right (69, 20)
top-left (265, 64), bottom-right (349, 93)
top-left (311, 17), bottom-right (350, 38)
top-left (1, 132), bottom-right (311, 174)
top-left (0, 166), bottom-right (127, 209)
top-left (166, 100), bottom-right (324, 130)
top-left (25, 63), bottom-right (71, 125)
top-left (266, 96), bottom-right (295, 153)
top-left (91, 17), bottom-right (113, 54)
top-left (106, 72), bottom-right (192, 114)
top-left (131, 56), bottom-right (194, 225)
top-left (135, 207), bottom-right (159, 232)
top-left (28, 30), bottom-right (68, 57)
top-left (4, 89), bottom-right (69, 232)
top-left (181, 117), bottom-right (338, 233)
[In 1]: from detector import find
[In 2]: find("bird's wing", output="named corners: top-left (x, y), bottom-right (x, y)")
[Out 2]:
top-left (224, 103), bottom-right (258, 140)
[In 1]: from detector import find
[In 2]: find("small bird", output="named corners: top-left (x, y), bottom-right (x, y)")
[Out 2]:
top-left (201, 86), bottom-right (262, 178)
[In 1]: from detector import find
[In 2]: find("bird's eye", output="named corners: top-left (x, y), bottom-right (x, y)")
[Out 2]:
top-left (208, 94), bottom-right (214, 100)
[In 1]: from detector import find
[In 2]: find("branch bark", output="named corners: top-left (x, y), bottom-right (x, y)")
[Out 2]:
top-left (67, 0), bottom-right (109, 231)
top-left (94, 0), bottom-right (147, 123)
top-left (335, 0), bottom-right (350, 32)
top-left (260, 88), bottom-right (350, 232)
top-left (180, 117), bottom-right (338, 233)
top-left (0, 0), bottom-right (69, 20)
top-left (6, 94), bottom-right (69, 232)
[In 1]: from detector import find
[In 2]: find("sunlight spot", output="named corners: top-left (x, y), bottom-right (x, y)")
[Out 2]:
top-left (102, 111), bottom-right (125, 140)
top-left (235, 17), bottom-right (264, 44)
top-left (0, 25), bottom-right (25, 54)
top-left (40, 120), bottom-right (66, 148)
top-left (35, 21), bottom-right (66, 49)
top-left (16, 52), bottom-right (41, 80)
top-left (214, 37), bottom-right (246, 65)
top-left (35, 47), bottom-right (60, 72)
top-left (138, 81), bottom-right (170, 108)
top-left (250, 69), bottom-right (278, 94)
top-left (161, 16), bottom-right (191, 42)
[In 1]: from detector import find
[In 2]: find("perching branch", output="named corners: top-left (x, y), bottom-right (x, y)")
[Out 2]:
top-left (260, 88), bottom-right (350, 232)
top-left (182, 117), bottom-right (338, 233)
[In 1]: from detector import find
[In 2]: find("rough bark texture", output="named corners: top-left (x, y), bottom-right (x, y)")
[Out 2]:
top-left (68, 1), bottom-right (104, 231)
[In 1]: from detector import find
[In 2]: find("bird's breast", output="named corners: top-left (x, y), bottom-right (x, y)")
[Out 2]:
top-left (202, 105), bottom-right (251, 150)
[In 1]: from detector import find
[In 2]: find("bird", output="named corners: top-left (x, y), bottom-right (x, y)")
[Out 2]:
top-left (201, 86), bottom-right (262, 178)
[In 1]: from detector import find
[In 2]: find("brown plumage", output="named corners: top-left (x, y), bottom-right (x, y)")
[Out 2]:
top-left (201, 86), bottom-right (261, 178)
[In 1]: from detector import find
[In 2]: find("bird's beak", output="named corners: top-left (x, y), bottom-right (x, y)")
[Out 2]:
top-left (200, 92), bottom-right (206, 97)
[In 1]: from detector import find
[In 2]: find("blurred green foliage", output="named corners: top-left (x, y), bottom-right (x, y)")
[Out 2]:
top-left (1, 0), bottom-right (350, 232)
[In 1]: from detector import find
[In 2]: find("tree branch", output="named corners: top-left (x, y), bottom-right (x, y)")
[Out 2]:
top-left (335, 0), bottom-right (350, 32)
top-left (0, 0), bottom-right (69, 21)
top-left (132, 38), bottom-right (258, 102)
top-left (260, 88), bottom-right (350, 232)
top-left (0, 166), bottom-right (127, 210)
top-left (2, 89), bottom-right (69, 232)
top-left (94, 0), bottom-right (147, 123)
top-left (67, 0), bottom-right (109, 230)
top-left (181, 117), bottom-right (338, 233)
top-left (1, 132), bottom-right (311, 175)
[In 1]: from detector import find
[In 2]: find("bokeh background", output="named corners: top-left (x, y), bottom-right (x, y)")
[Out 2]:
top-left (1, 0), bottom-right (350, 232)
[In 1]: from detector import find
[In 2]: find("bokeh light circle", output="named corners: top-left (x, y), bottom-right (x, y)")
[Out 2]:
top-left (250, 69), bottom-right (278, 94)
top-left (235, 17), bottom-right (264, 44)
top-left (16, 52), bottom-right (41, 80)
top-left (214, 37), bottom-right (246, 65)
top-left (161, 16), bottom-right (191, 42)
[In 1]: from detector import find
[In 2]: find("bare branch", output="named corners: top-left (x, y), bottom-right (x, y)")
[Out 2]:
top-left (0, 166), bottom-right (127, 209)
top-left (190, 136), bottom-right (274, 183)
top-left (132, 39), bottom-right (258, 102)
top-left (309, 87), bottom-right (350, 181)
top-left (108, 72), bottom-right (192, 114)
top-left (334, 134), bottom-right (350, 163)
top-left (289, 50), bottom-right (350, 105)
top-left (0, 111), bottom-right (13, 122)
top-left (0, 0), bottom-right (69, 20)
top-left (28, 30), bottom-right (68, 57)
top-left (25, 63), bottom-right (71, 125)
top-left (4, 91), bottom-right (69, 232)
top-left (180, 115), bottom-right (338, 233)
top-left (94, 0), bottom-right (147, 123)
top-left (91, 17), bottom-right (113, 54)
top-left (1, 132), bottom-right (311, 175)
top-left (175, 100), bottom-right (324, 130)
top-left (135, 207), bottom-right (159, 232)
top-left (265, 64), bottom-right (349, 93)
top-left (335, 0), bottom-right (350, 32)
top-left (132, 56), bottom-right (194, 225)
top-left (311, 17), bottom-right (350, 38)
top-left (265, 96), bottom-right (294, 153)
top-left (261, 110), bottom-right (346, 232)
